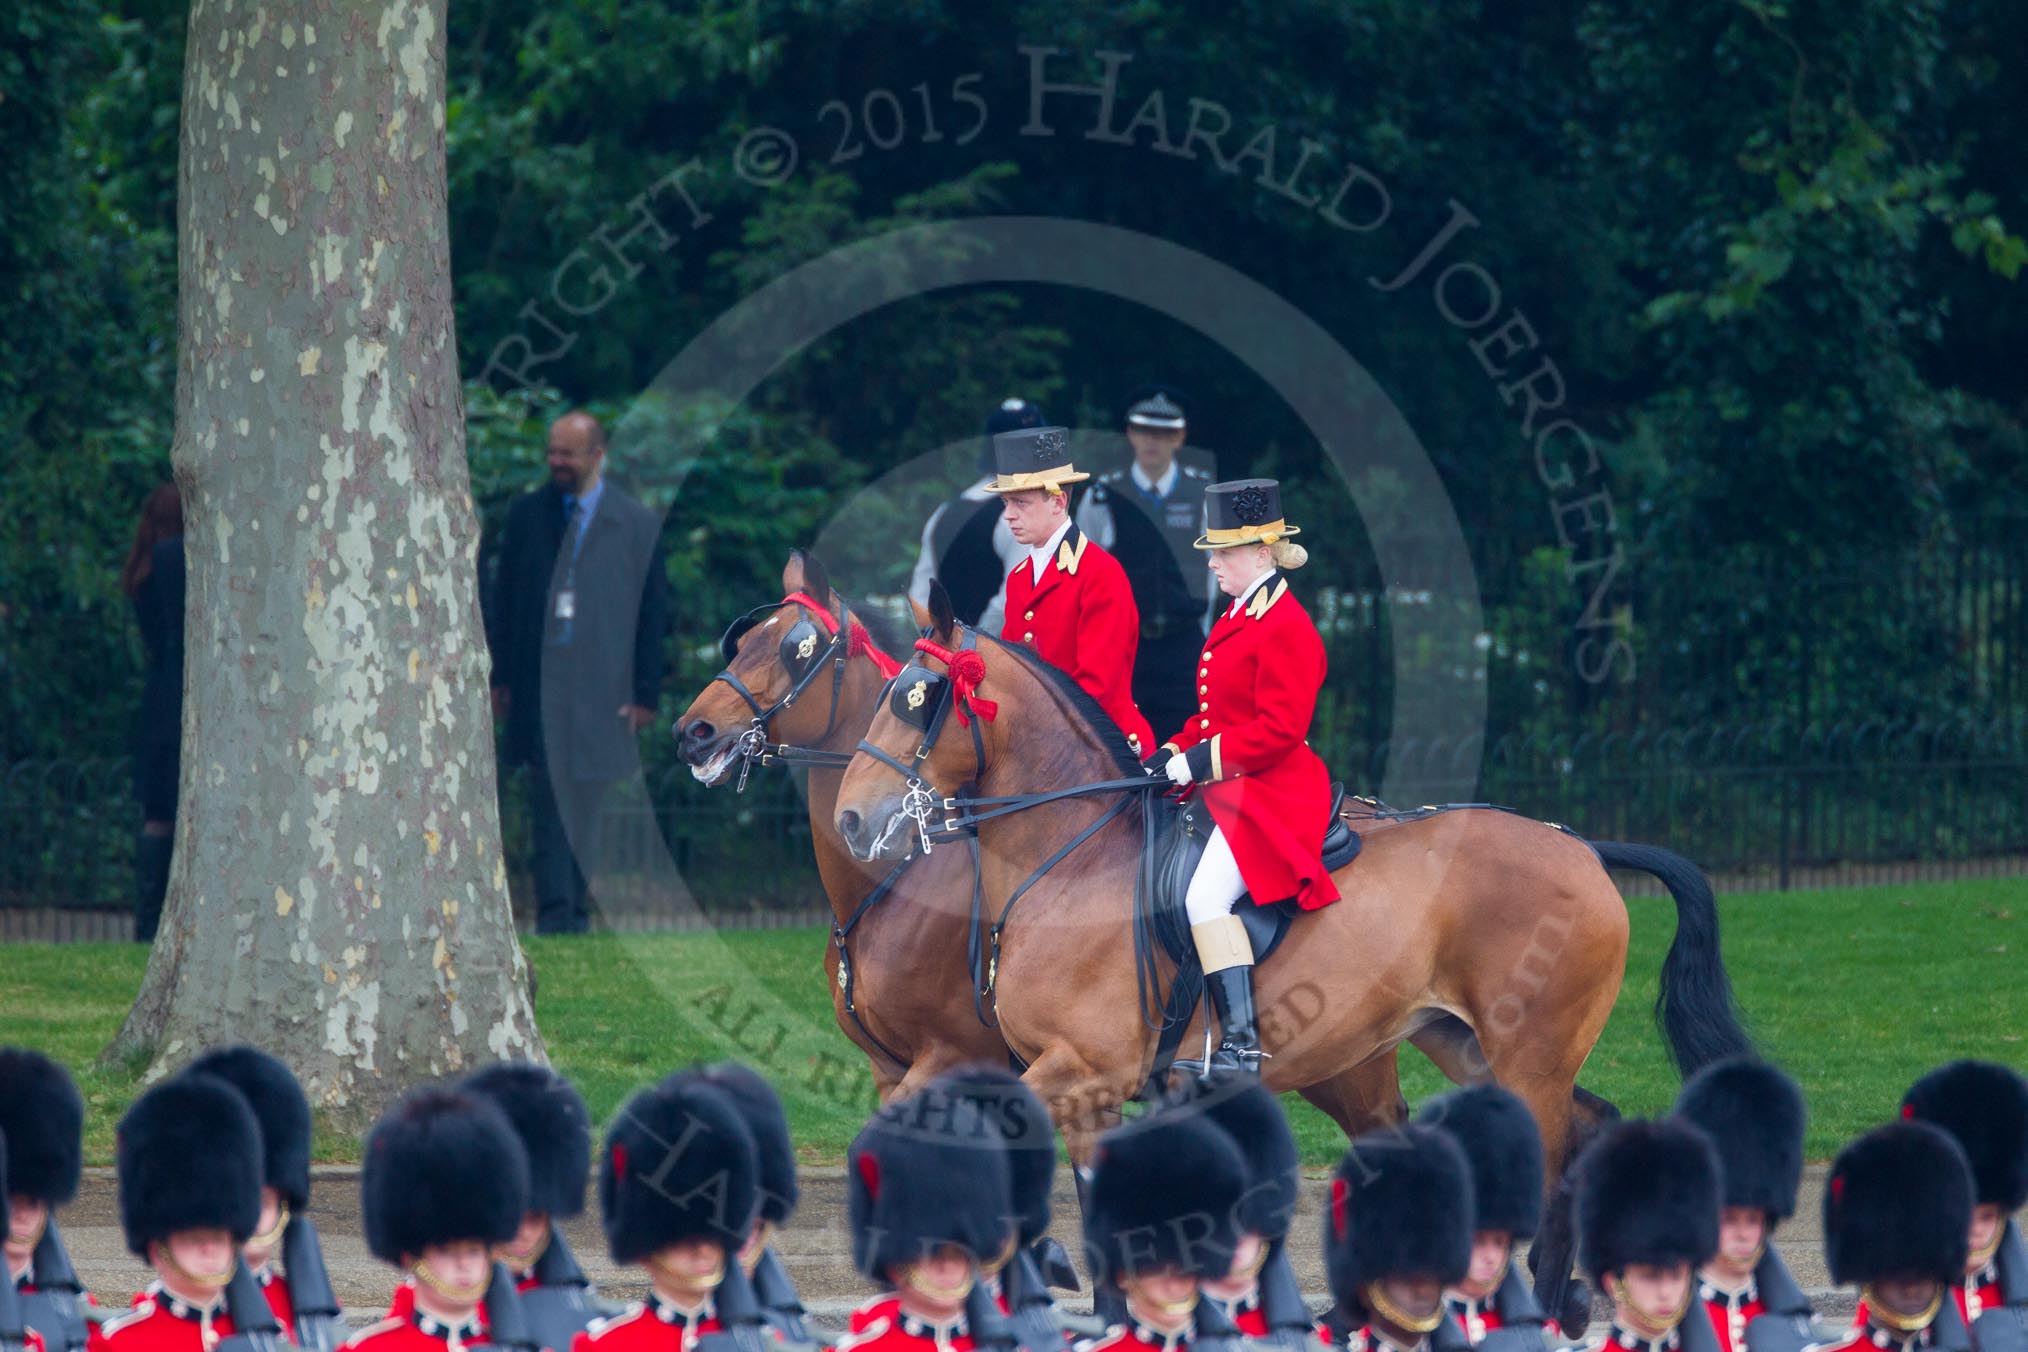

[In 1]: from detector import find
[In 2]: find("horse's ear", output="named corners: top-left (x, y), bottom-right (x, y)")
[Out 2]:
top-left (801, 552), bottom-right (834, 610)
top-left (781, 549), bottom-right (809, 595)
top-left (927, 578), bottom-right (957, 640)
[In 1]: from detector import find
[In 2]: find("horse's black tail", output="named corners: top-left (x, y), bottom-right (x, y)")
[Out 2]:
top-left (1590, 840), bottom-right (1754, 1076)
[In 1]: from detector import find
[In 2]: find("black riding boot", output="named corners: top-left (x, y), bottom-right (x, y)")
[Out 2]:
top-left (134, 833), bottom-right (172, 942)
top-left (1204, 965), bottom-right (1263, 1074)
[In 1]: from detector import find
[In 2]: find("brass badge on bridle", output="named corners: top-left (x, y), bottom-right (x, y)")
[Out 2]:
top-left (906, 679), bottom-right (928, 710)
top-left (797, 633), bottom-right (818, 660)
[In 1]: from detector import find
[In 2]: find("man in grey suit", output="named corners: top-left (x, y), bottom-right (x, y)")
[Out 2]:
top-left (485, 411), bottom-right (668, 934)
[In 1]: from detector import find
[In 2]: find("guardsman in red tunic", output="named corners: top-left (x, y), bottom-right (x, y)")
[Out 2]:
top-left (1142, 478), bottom-right (1339, 1073)
top-left (1894, 1061), bottom-right (2028, 1347)
top-left (697, 1064), bottom-right (815, 1348)
top-left (1671, 1060), bottom-right (1818, 1352)
top-left (1190, 1077), bottom-right (1313, 1345)
top-left (1573, 1121), bottom-right (1724, 1352)
top-left (985, 424), bottom-right (1157, 757)
top-left (465, 1064), bottom-right (601, 1352)
top-left (345, 1086), bottom-right (531, 1352)
top-left (1414, 1085), bottom-right (1556, 1352)
top-left (188, 1046), bottom-right (347, 1351)
top-left (91, 1075), bottom-right (267, 1352)
top-left (573, 1075), bottom-right (766, 1352)
top-left (2, 1049), bottom-right (96, 1352)
top-left (930, 1067), bottom-right (1072, 1352)
top-left (1817, 1121), bottom-right (1977, 1352)
top-left (1078, 1107), bottom-right (1252, 1352)
top-left (835, 1090), bottom-right (1015, 1352)
top-left (1319, 1123), bottom-right (1472, 1352)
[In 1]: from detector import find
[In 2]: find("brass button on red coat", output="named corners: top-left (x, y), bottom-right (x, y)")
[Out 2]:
top-left (1022, 632), bottom-right (1034, 642)
top-left (1199, 702), bottom-right (1209, 711)
top-left (1199, 718), bottom-right (1210, 729)
top-left (1024, 610), bottom-right (1035, 621)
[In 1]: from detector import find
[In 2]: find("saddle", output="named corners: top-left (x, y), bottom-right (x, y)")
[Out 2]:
top-left (1151, 782), bottom-right (1360, 964)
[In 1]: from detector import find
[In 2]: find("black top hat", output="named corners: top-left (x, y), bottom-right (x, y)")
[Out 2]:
top-left (362, 1085), bottom-right (529, 1264)
top-left (847, 1091), bottom-right (1014, 1282)
top-left (1672, 1057), bottom-right (1807, 1224)
top-left (697, 1062), bottom-right (799, 1228)
top-left (1575, 1119), bottom-right (1721, 1283)
top-left (1084, 1109), bottom-right (1248, 1286)
top-left (1195, 479), bottom-right (1300, 550)
top-left (932, 1065), bottom-right (1056, 1248)
top-left (1323, 1125), bottom-right (1473, 1313)
top-left (1192, 1076), bottom-right (1300, 1243)
top-left (1900, 1060), bottom-right (2028, 1211)
top-left (0, 1047), bottom-right (84, 1205)
top-left (1416, 1084), bottom-right (1544, 1241)
top-left (983, 426), bottom-right (1088, 495)
top-left (1124, 386), bottom-right (1188, 431)
top-left (464, 1062), bottom-right (592, 1221)
top-left (117, 1074), bottom-right (265, 1257)
top-left (186, 1046), bottom-right (314, 1212)
top-left (1824, 1121), bottom-right (1972, 1286)
top-left (601, 1075), bottom-right (758, 1263)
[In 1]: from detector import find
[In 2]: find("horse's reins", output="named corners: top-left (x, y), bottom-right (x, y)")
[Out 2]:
top-left (857, 626), bottom-right (1167, 1025)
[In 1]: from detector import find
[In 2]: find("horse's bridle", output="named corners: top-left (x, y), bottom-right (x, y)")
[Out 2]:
top-left (853, 627), bottom-right (990, 856)
top-left (708, 591), bottom-right (878, 789)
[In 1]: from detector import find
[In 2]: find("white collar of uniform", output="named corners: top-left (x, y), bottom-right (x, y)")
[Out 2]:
top-left (1226, 567), bottom-right (1279, 618)
top-left (1029, 516), bottom-right (1074, 584)
top-left (1130, 461), bottom-right (1180, 498)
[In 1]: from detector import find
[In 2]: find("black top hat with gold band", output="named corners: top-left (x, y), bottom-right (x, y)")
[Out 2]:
top-left (1194, 478), bottom-right (1300, 550)
top-left (983, 425), bottom-right (1088, 495)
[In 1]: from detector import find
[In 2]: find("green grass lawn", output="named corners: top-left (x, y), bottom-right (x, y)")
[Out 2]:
top-left (4, 875), bottom-right (2022, 1166)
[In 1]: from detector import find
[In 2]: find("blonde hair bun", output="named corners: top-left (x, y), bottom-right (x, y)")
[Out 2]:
top-left (1272, 540), bottom-right (1309, 570)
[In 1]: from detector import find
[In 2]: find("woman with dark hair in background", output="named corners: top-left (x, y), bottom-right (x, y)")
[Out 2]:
top-left (122, 482), bottom-right (183, 942)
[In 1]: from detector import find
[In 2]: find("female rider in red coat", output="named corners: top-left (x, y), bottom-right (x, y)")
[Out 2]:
top-left (1143, 478), bottom-right (1339, 1073)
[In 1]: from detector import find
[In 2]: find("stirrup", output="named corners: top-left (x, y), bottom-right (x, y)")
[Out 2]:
top-left (1170, 1024), bottom-right (1269, 1085)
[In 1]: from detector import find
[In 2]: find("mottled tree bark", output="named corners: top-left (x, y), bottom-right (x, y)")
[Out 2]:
top-left (105, 0), bottom-right (542, 1121)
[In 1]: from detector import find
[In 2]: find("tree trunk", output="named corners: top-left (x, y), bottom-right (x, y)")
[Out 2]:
top-left (105, 0), bottom-right (543, 1122)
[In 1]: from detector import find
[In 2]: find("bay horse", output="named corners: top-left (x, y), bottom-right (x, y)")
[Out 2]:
top-left (670, 552), bottom-right (1007, 1099)
top-left (833, 586), bottom-right (1753, 1314)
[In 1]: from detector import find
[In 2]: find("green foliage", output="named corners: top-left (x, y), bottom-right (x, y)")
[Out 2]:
top-left (8, 0), bottom-right (2027, 770)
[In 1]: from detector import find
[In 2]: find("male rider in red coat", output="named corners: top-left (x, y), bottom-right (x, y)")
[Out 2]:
top-left (984, 425), bottom-right (1156, 757)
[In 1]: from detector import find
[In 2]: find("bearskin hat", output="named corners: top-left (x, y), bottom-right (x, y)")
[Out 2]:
top-left (849, 1089), bottom-right (1014, 1282)
top-left (362, 1085), bottom-right (528, 1264)
top-left (117, 1074), bottom-right (265, 1257)
top-left (1323, 1125), bottom-right (1473, 1312)
top-left (0, 1047), bottom-right (85, 1204)
top-left (1900, 1061), bottom-right (2028, 1212)
top-left (1084, 1109), bottom-right (1247, 1286)
top-left (1416, 1084), bottom-right (1544, 1241)
top-left (1670, 1057), bottom-right (1806, 1224)
top-left (1574, 1119), bottom-right (1720, 1283)
top-left (932, 1065), bottom-right (1056, 1246)
top-left (697, 1062), bottom-right (799, 1226)
top-left (1192, 1075), bottom-right (1301, 1243)
top-left (186, 1046), bottom-right (314, 1211)
top-left (601, 1075), bottom-right (758, 1263)
top-left (1824, 1121), bottom-right (1972, 1286)
top-left (465, 1062), bottom-right (592, 1220)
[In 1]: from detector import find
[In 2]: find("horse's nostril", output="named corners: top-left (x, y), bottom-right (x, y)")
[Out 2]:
top-left (839, 810), bottom-right (862, 841)
top-left (687, 720), bottom-right (715, 742)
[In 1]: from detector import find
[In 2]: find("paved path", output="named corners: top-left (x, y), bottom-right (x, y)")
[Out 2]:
top-left (52, 1164), bottom-right (1860, 1332)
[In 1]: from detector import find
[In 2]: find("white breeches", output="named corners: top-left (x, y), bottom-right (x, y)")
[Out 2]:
top-left (1185, 827), bottom-right (1248, 924)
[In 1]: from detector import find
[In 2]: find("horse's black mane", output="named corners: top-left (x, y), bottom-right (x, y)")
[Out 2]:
top-left (979, 632), bottom-right (1147, 778)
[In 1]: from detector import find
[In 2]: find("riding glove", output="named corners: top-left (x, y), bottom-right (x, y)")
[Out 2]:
top-left (1165, 755), bottom-right (1194, 787)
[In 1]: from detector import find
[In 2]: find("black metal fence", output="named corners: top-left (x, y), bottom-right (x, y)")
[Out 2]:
top-left (11, 712), bottom-right (2026, 923)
